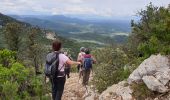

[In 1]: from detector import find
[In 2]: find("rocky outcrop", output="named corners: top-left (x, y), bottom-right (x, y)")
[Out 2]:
top-left (128, 54), bottom-right (170, 93)
top-left (46, 32), bottom-right (56, 40)
top-left (99, 81), bottom-right (133, 100)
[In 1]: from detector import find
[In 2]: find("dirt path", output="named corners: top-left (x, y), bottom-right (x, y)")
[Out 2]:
top-left (62, 73), bottom-right (86, 100)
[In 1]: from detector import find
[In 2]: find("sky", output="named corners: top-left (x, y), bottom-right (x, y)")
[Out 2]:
top-left (0, 0), bottom-right (169, 18)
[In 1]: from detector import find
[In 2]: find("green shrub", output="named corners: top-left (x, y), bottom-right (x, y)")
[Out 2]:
top-left (92, 47), bottom-right (131, 93)
top-left (0, 49), bottom-right (49, 99)
top-left (0, 49), bottom-right (16, 67)
top-left (70, 65), bottom-right (78, 73)
top-left (93, 63), bottom-right (130, 93)
top-left (130, 3), bottom-right (170, 57)
top-left (2, 81), bottom-right (19, 100)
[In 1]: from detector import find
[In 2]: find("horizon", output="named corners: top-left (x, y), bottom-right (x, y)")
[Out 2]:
top-left (0, 0), bottom-right (169, 20)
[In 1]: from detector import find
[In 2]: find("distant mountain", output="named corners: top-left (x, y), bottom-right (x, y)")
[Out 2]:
top-left (0, 13), bottom-right (30, 27)
top-left (0, 13), bottom-right (106, 59)
top-left (10, 14), bottom-right (131, 44)
top-left (0, 13), bottom-right (51, 47)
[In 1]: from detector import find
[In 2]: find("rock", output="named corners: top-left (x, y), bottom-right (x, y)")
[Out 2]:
top-left (99, 81), bottom-right (133, 100)
top-left (155, 70), bottom-right (170, 86)
top-left (142, 76), bottom-right (168, 93)
top-left (128, 54), bottom-right (170, 93)
top-left (84, 86), bottom-right (99, 100)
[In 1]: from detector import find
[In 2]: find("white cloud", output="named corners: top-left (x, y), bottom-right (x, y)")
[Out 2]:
top-left (0, 0), bottom-right (169, 17)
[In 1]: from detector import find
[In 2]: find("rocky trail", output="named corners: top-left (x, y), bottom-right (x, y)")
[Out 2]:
top-left (62, 73), bottom-right (86, 100)
top-left (62, 73), bottom-right (98, 100)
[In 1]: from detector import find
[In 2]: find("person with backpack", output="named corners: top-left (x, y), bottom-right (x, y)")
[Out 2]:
top-left (45, 40), bottom-right (81, 100)
top-left (77, 47), bottom-right (85, 82)
top-left (82, 48), bottom-right (96, 86)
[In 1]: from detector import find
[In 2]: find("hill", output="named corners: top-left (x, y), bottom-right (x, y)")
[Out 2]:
top-left (10, 15), bottom-right (130, 44)
top-left (0, 13), bottom-right (102, 59)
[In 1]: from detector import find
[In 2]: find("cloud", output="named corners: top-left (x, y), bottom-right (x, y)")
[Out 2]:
top-left (51, 6), bottom-right (98, 15)
top-left (0, 0), bottom-right (169, 17)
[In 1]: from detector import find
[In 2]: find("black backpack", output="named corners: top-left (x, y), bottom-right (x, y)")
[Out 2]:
top-left (45, 52), bottom-right (60, 78)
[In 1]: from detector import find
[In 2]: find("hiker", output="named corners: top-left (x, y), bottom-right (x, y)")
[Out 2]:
top-left (45, 40), bottom-right (81, 100)
top-left (77, 47), bottom-right (85, 82)
top-left (82, 48), bottom-right (96, 86)
top-left (64, 52), bottom-right (72, 78)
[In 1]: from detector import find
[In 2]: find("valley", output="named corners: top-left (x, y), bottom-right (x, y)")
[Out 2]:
top-left (10, 15), bottom-right (131, 45)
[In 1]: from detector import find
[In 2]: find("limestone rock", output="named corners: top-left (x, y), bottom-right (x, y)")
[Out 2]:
top-left (142, 76), bottom-right (168, 93)
top-left (128, 54), bottom-right (170, 93)
top-left (99, 81), bottom-right (133, 100)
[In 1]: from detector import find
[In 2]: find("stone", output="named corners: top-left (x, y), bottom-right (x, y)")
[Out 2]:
top-left (142, 76), bottom-right (168, 93)
top-left (128, 54), bottom-right (170, 93)
top-left (155, 70), bottom-right (170, 86)
top-left (99, 81), bottom-right (133, 100)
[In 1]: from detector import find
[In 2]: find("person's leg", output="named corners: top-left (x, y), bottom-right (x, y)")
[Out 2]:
top-left (82, 70), bottom-right (87, 86)
top-left (51, 78), bottom-right (57, 100)
top-left (77, 64), bottom-right (80, 72)
top-left (55, 77), bottom-right (66, 100)
top-left (78, 65), bottom-right (82, 81)
top-left (85, 69), bottom-right (91, 85)
top-left (65, 68), bottom-right (69, 78)
top-left (68, 67), bottom-right (70, 78)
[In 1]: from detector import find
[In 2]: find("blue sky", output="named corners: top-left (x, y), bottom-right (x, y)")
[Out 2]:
top-left (0, 0), bottom-right (169, 18)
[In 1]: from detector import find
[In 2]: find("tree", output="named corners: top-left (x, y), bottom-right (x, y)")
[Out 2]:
top-left (27, 27), bottom-right (44, 74)
top-left (3, 22), bottom-right (22, 59)
top-left (129, 3), bottom-right (170, 57)
top-left (3, 22), bottom-right (22, 51)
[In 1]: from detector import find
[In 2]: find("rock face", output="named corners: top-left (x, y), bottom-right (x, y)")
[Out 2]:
top-left (128, 54), bottom-right (170, 93)
top-left (99, 81), bottom-right (133, 100)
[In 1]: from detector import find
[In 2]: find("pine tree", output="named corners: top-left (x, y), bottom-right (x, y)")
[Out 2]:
top-left (3, 22), bottom-right (22, 59)
top-left (27, 27), bottom-right (42, 74)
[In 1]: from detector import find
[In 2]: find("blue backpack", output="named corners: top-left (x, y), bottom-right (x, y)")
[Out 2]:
top-left (83, 56), bottom-right (93, 70)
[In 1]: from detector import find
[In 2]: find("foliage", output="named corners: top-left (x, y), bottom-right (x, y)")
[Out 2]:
top-left (129, 3), bottom-right (170, 57)
top-left (27, 27), bottom-right (46, 74)
top-left (3, 22), bottom-right (23, 53)
top-left (0, 49), bottom-right (16, 67)
top-left (0, 49), bottom-right (49, 99)
top-left (92, 47), bottom-right (130, 93)
top-left (70, 65), bottom-right (78, 73)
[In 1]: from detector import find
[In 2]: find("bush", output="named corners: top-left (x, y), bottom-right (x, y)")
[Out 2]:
top-left (0, 49), bottom-right (49, 99)
top-left (70, 65), bottom-right (78, 73)
top-left (2, 81), bottom-right (19, 100)
top-left (92, 47), bottom-right (131, 93)
top-left (0, 49), bottom-right (16, 67)
top-left (130, 3), bottom-right (170, 57)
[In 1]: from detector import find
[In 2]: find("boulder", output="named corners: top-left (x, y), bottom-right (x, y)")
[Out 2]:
top-left (128, 54), bottom-right (170, 93)
top-left (99, 81), bottom-right (133, 100)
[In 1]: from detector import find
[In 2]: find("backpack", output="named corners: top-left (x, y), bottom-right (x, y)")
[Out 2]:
top-left (83, 54), bottom-right (93, 70)
top-left (45, 52), bottom-right (60, 78)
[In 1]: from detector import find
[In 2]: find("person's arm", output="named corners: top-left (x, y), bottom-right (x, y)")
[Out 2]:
top-left (66, 59), bottom-right (81, 65)
top-left (77, 53), bottom-right (80, 61)
top-left (92, 56), bottom-right (96, 64)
